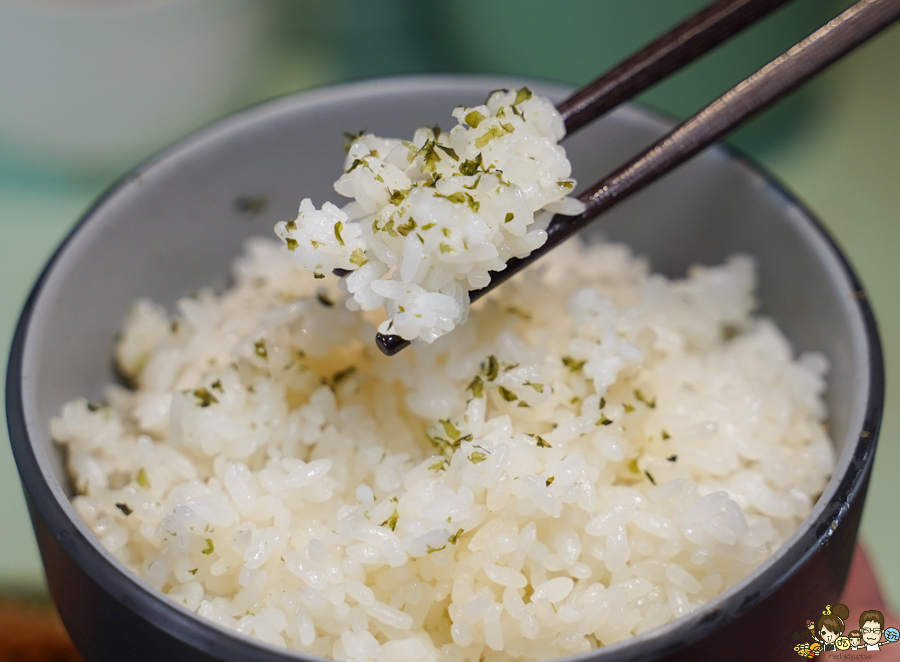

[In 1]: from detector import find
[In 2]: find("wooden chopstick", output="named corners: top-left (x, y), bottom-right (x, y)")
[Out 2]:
top-left (376, 0), bottom-right (900, 356)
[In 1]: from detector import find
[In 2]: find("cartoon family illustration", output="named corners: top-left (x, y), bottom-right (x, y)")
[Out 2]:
top-left (794, 604), bottom-right (900, 656)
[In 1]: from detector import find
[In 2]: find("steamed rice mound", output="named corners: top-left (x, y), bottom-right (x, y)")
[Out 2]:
top-left (53, 238), bottom-right (833, 661)
top-left (274, 88), bottom-right (585, 344)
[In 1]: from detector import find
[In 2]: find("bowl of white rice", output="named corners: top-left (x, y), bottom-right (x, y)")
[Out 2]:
top-left (6, 76), bottom-right (884, 662)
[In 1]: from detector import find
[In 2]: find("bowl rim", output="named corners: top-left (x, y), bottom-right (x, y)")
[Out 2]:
top-left (5, 73), bottom-right (886, 661)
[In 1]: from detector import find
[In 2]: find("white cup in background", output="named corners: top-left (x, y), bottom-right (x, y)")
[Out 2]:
top-left (0, 0), bottom-right (273, 173)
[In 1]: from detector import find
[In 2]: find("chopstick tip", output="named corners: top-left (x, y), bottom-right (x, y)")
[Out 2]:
top-left (376, 333), bottom-right (411, 356)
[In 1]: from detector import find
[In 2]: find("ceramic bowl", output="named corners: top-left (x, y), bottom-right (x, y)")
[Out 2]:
top-left (6, 75), bottom-right (884, 662)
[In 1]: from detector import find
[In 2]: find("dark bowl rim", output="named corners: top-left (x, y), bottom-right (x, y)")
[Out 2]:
top-left (4, 73), bottom-right (886, 661)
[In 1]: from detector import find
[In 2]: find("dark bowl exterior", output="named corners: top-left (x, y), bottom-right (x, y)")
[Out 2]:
top-left (6, 75), bottom-right (884, 662)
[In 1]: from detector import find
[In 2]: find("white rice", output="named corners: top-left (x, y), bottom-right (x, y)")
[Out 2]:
top-left (274, 88), bottom-right (584, 344)
top-left (53, 236), bottom-right (833, 661)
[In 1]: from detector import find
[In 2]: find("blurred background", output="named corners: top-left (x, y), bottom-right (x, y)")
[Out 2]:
top-left (0, 0), bottom-right (897, 633)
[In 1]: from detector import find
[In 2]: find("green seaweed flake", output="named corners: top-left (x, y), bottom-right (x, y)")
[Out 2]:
top-left (389, 188), bottom-right (410, 205)
top-left (436, 144), bottom-right (459, 161)
top-left (350, 248), bottom-right (368, 267)
top-left (396, 218), bottom-right (418, 237)
top-left (426, 428), bottom-right (445, 449)
top-left (498, 386), bottom-right (518, 402)
top-left (465, 110), bottom-right (486, 128)
top-left (494, 170), bottom-right (513, 187)
top-left (459, 153), bottom-right (483, 176)
top-left (481, 355), bottom-right (499, 381)
top-left (440, 419), bottom-right (462, 440)
top-left (345, 158), bottom-right (366, 173)
top-left (474, 125), bottom-right (508, 149)
top-left (403, 140), bottom-right (418, 162)
top-left (506, 306), bottom-right (531, 320)
top-left (193, 388), bottom-right (218, 407)
top-left (635, 389), bottom-right (656, 409)
top-left (434, 191), bottom-right (479, 212)
top-left (332, 366), bottom-right (357, 384)
top-left (419, 140), bottom-right (441, 172)
top-left (382, 220), bottom-right (399, 237)
top-left (562, 356), bottom-right (586, 372)
top-left (381, 510), bottom-right (400, 531)
top-left (254, 339), bottom-right (268, 359)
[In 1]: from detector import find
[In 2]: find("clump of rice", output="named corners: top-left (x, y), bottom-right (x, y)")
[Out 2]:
top-left (53, 238), bottom-right (833, 661)
top-left (274, 87), bottom-right (584, 344)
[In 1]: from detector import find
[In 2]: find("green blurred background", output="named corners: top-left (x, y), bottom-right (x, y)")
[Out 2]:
top-left (1, 0), bottom-right (898, 612)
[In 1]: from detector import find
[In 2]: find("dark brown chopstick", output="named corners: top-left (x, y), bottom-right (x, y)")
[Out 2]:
top-left (559, 0), bottom-right (796, 134)
top-left (376, 0), bottom-right (900, 357)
